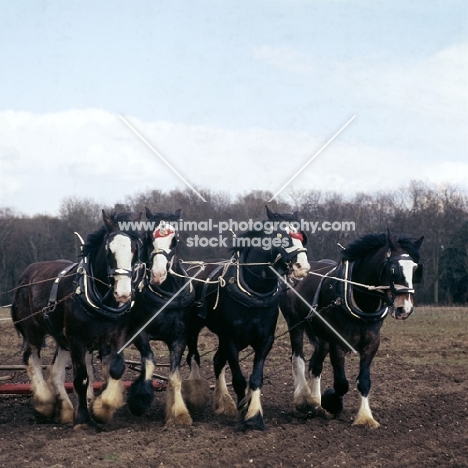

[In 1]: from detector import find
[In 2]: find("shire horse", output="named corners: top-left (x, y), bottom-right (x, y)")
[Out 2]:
top-left (11, 210), bottom-right (143, 427)
top-left (126, 208), bottom-right (201, 425)
top-left (280, 230), bottom-right (424, 428)
top-left (183, 207), bottom-right (310, 431)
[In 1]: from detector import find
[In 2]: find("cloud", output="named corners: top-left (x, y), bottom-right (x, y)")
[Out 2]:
top-left (1, 108), bottom-right (467, 216)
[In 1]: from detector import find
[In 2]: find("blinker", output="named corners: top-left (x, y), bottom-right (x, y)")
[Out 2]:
top-left (389, 261), bottom-right (423, 284)
top-left (413, 264), bottom-right (423, 284)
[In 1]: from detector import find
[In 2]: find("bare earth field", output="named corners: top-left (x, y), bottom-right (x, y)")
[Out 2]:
top-left (0, 306), bottom-right (467, 468)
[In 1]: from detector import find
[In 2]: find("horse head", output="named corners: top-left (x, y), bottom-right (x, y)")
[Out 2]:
top-left (265, 206), bottom-right (310, 278)
top-left (145, 207), bottom-right (180, 286)
top-left (100, 210), bottom-right (143, 305)
top-left (383, 229), bottom-right (424, 320)
top-left (341, 230), bottom-right (423, 321)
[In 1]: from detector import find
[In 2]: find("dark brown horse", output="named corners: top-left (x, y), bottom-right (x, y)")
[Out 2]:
top-left (11, 210), bottom-right (143, 427)
top-left (279, 230), bottom-right (423, 428)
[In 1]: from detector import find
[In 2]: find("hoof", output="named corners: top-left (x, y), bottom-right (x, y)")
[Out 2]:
top-left (352, 415), bottom-right (380, 428)
top-left (73, 411), bottom-right (99, 430)
top-left (321, 389), bottom-right (344, 416)
top-left (33, 400), bottom-right (56, 420)
top-left (127, 381), bottom-right (155, 416)
top-left (182, 379), bottom-right (210, 415)
top-left (92, 397), bottom-right (118, 424)
top-left (237, 413), bottom-right (266, 432)
top-left (73, 421), bottom-right (99, 431)
top-left (294, 400), bottom-right (326, 418)
top-left (214, 393), bottom-right (237, 417)
top-left (165, 411), bottom-right (193, 426)
top-left (59, 405), bottom-right (74, 424)
top-left (91, 380), bottom-right (124, 423)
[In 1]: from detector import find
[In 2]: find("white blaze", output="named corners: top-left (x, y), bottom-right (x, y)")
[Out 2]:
top-left (108, 234), bottom-right (133, 302)
top-left (150, 229), bottom-right (175, 285)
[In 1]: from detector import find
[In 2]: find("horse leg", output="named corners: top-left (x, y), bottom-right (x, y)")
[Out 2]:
top-left (47, 346), bottom-right (74, 423)
top-left (212, 346), bottom-right (237, 417)
top-left (70, 342), bottom-right (95, 428)
top-left (306, 337), bottom-right (329, 417)
top-left (321, 344), bottom-right (348, 417)
top-left (237, 334), bottom-right (276, 432)
top-left (182, 320), bottom-right (210, 414)
top-left (353, 340), bottom-right (381, 428)
top-left (85, 351), bottom-right (95, 408)
top-left (92, 348), bottom-right (125, 423)
top-left (25, 344), bottom-right (57, 419)
top-left (238, 355), bottom-right (265, 430)
top-left (288, 323), bottom-right (322, 416)
top-left (165, 338), bottom-right (192, 426)
top-left (127, 333), bottom-right (156, 416)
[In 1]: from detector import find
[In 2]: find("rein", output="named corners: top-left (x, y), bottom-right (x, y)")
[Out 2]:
top-left (307, 268), bottom-right (391, 292)
top-left (74, 258), bottom-right (135, 319)
top-left (306, 260), bottom-right (391, 323)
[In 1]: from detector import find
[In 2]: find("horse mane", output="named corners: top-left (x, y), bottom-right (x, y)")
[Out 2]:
top-left (82, 211), bottom-right (139, 258)
top-left (342, 232), bottom-right (421, 262)
top-left (396, 235), bottom-right (421, 262)
top-left (228, 229), bottom-right (268, 255)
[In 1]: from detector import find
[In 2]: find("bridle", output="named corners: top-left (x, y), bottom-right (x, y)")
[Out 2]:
top-left (332, 251), bottom-right (423, 322)
top-left (274, 229), bottom-right (308, 274)
top-left (105, 232), bottom-right (143, 281)
top-left (75, 231), bottom-right (144, 318)
top-left (382, 252), bottom-right (423, 300)
top-left (147, 224), bottom-right (177, 274)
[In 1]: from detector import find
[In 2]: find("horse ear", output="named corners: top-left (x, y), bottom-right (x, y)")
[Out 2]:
top-left (145, 206), bottom-right (153, 219)
top-left (386, 228), bottom-right (397, 250)
top-left (174, 208), bottom-right (181, 219)
top-left (292, 211), bottom-right (299, 221)
top-left (102, 209), bottom-right (114, 231)
top-left (135, 211), bottom-right (143, 222)
top-left (265, 205), bottom-right (275, 221)
top-left (414, 236), bottom-right (424, 249)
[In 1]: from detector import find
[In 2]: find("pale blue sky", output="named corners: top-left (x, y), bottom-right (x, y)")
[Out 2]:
top-left (1, 1), bottom-right (467, 214)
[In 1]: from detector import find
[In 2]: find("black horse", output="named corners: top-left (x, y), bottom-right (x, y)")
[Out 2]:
top-left (183, 207), bottom-right (310, 431)
top-left (279, 230), bottom-right (424, 428)
top-left (11, 210), bottom-right (143, 427)
top-left (126, 208), bottom-right (203, 425)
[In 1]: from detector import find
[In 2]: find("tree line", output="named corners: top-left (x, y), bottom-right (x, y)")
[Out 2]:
top-left (1, 181), bottom-right (467, 306)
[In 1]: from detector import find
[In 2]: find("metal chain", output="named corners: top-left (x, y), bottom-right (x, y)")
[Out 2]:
top-left (0, 272), bottom-right (77, 298)
top-left (11, 292), bottom-right (76, 326)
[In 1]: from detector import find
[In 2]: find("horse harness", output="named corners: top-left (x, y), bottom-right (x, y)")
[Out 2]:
top-left (195, 248), bottom-right (302, 319)
top-left (140, 265), bottom-right (196, 309)
top-left (42, 262), bottom-right (79, 349)
top-left (302, 253), bottom-right (422, 323)
top-left (43, 233), bottom-right (144, 328)
top-left (303, 260), bottom-right (390, 324)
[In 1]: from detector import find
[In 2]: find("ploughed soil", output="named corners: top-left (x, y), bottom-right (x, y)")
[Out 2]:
top-left (0, 307), bottom-right (467, 468)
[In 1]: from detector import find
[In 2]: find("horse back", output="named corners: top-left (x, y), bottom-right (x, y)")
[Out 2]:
top-left (281, 260), bottom-right (336, 317)
top-left (12, 260), bottom-right (76, 339)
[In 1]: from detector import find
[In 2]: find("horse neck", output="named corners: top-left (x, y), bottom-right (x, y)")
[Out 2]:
top-left (240, 247), bottom-right (277, 294)
top-left (88, 242), bottom-right (110, 295)
top-left (349, 249), bottom-right (386, 311)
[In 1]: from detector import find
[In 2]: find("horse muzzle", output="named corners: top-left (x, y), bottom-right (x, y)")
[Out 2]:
top-left (389, 293), bottom-right (414, 320)
top-left (291, 252), bottom-right (310, 278)
top-left (150, 269), bottom-right (168, 286)
top-left (113, 277), bottom-right (133, 304)
top-left (292, 264), bottom-right (310, 278)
